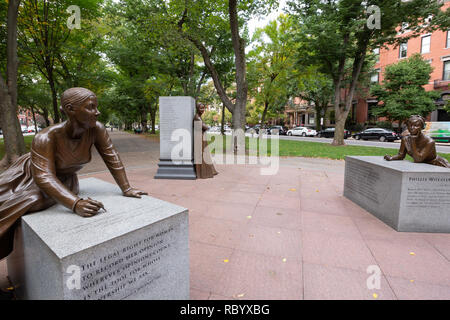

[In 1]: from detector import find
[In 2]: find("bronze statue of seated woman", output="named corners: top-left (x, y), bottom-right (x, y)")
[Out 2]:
top-left (384, 115), bottom-right (450, 168)
top-left (0, 87), bottom-right (148, 260)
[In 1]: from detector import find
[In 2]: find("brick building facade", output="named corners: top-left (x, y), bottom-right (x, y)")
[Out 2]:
top-left (355, 1), bottom-right (450, 126)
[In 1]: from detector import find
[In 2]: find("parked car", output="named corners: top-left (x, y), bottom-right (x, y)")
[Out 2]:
top-left (353, 128), bottom-right (399, 142)
top-left (316, 127), bottom-right (351, 139)
top-left (247, 124), bottom-right (270, 134)
top-left (0, 129), bottom-right (2, 135)
top-left (287, 126), bottom-right (317, 137)
top-left (207, 126), bottom-right (221, 133)
top-left (247, 124), bottom-right (261, 133)
top-left (268, 125), bottom-right (288, 135)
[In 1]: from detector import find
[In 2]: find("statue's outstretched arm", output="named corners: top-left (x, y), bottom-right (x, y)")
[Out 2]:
top-left (94, 123), bottom-right (148, 198)
top-left (94, 122), bottom-right (131, 193)
top-left (385, 138), bottom-right (407, 161)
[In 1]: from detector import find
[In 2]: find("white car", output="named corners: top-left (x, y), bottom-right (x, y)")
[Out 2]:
top-left (207, 126), bottom-right (221, 133)
top-left (287, 126), bottom-right (317, 137)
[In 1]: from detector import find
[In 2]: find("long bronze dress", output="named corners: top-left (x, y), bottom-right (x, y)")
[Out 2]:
top-left (0, 122), bottom-right (130, 259)
top-left (193, 115), bottom-right (218, 179)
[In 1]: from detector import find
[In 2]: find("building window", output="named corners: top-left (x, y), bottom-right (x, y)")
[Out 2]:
top-left (444, 61), bottom-right (450, 80)
top-left (421, 35), bottom-right (431, 54)
top-left (447, 31), bottom-right (450, 49)
top-left (399, 42), bottom-right (408, 59)
top-left (373, 47), bottom-right (380, 63)
top-left (308, 113), bottom-right (315, 125)
top-left (368, 102), bottom-right (378, 124)
top-left (370, 69), bottom-right (380, 83)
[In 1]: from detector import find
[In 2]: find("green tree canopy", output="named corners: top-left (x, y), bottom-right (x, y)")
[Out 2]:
top-left (370, 53), bottom-right (440, 124)
top-left (247, 14), bottom-right (296, 127)
top-left (288, 0), bottom-right (448, 145)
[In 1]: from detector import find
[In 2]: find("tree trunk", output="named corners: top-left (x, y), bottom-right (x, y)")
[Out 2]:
top-left (42, 107), bottom-right (50, 127)
top-left (177, 9), bottom-right (234, 114)
top-left (261, 101), bottom-right (269, 127)
top-left (221, 103), bottom-right (225, 135)
top-left (177, 2), bottom-right (248, 152)
top-left (229, 0), bottom-right (247, 134)
top-left (0, 0), bottom-right (26, 169)
top-left (30, 104), bottom-right (39, 133)
top-left (332, 47), bottom-right (367, 146)
top-left (0, 88), bottom-right (25, 168)
top-left (329, 32), bottom-right (349, 146)
top-left (231, 98), bottom-right (246, 153)
top-left (331, 113), bottom-right (348, 146)
top-left (141, 110), bottom-right (148, 133)
top-left (149, 104), bottom-right (156, 134)
top-left (48, 75), bottom-right (60, 123)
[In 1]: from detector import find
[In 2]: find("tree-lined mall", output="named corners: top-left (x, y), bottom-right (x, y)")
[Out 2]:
top-left (1, 0), bottom-right (450, 302)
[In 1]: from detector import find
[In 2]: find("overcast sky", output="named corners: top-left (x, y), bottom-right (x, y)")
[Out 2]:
top-left (246, 0), bottom-right (286, 49)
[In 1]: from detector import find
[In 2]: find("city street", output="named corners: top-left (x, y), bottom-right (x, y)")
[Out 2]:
top-left (277, 135), bottom-right (450, 154)
top-left (212, 132), bottom-right (450, 154)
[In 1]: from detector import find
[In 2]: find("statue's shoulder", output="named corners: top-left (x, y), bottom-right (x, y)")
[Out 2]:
top-left (423, 134), bottom-right (435, 145)
top-left (32, 123), bottom-right (65, 146)
top-left (93, 121), bottom-right (107, 132)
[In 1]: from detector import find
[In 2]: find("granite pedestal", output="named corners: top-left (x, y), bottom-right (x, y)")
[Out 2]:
top-left (155, 96), bottom-right (196, 179)
top-left (7, 178), bottom-right (189, 300)
top-left (344, 156), bottom-right (450, 233)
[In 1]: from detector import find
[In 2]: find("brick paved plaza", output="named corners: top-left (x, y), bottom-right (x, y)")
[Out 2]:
top-left (1, 131), bottom-right (449, 300)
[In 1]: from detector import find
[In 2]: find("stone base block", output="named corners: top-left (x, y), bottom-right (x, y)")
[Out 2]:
top-left (344, 156), bottom-right (450, 233)
top-left (154, 159), bottom-right (197, 180)
top-left (7, 178), bottom-right (189, 300)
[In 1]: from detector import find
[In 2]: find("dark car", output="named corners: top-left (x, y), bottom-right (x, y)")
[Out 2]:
top-left (247, 124), bottom-right (262, 134)
top-left (268, 125), bottom-right (288, 135)
top-left (316, 127), bottom-right (350, 139)
top-left (353, 128), bottom-right (399, 142)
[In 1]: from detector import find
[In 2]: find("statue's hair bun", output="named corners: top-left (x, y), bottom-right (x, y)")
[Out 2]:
top-left (61, 87), bottom-right (95, 109)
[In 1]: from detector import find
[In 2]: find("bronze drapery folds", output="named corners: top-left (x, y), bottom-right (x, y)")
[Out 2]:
top-left (384, 115), bottom-right (450, 168)
top-left (0, 88), bottom-right (148, 260)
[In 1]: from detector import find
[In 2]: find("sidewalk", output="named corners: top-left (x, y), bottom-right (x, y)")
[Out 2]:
top-left (1, 132), bottom-right (449, 299)
top-left (82, 159), bottom-right (450, 300)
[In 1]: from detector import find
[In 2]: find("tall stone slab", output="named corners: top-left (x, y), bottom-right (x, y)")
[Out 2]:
top-left (344, 156), bottom-right (450, 233)
top-left (7, 178), bottom-right (189, 300)
top-left (155, 96), bottom-right (196, 179)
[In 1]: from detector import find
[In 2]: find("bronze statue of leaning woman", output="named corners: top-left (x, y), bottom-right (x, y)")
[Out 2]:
top-left (0, 87), bottom-right (148, 261)
top-left (384, 115), bottom-right (450, 168)
top-left (193, 103), bottom-right (218, 179)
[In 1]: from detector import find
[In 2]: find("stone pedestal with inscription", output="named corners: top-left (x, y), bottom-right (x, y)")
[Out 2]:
top-left (155, 96), bottom-right (196, 180)
top-left (344, 156), bottom-right (450, 233)
top-left (7, 178), bottom-right (189, 300)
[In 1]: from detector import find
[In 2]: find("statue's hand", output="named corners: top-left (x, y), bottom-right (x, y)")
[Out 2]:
top-left (74, 198), bottom-right (105, 217)
top-left (123, 188), bottom-right (148, 198)
top-left (384, 155), bottom-right (392, 161)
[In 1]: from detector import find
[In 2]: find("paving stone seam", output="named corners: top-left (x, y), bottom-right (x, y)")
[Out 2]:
top-left (351, 215), bottom-right (400, 300)
top-left (421, 237), bottom-right (450, 264)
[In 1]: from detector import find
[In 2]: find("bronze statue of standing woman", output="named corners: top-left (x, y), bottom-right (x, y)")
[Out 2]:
top-left (0, 87), bottom-right (147, 260)
top-left (193, 103), bottom-right (218, 179)
top-left (384, 115), bottom-right (450, 168)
